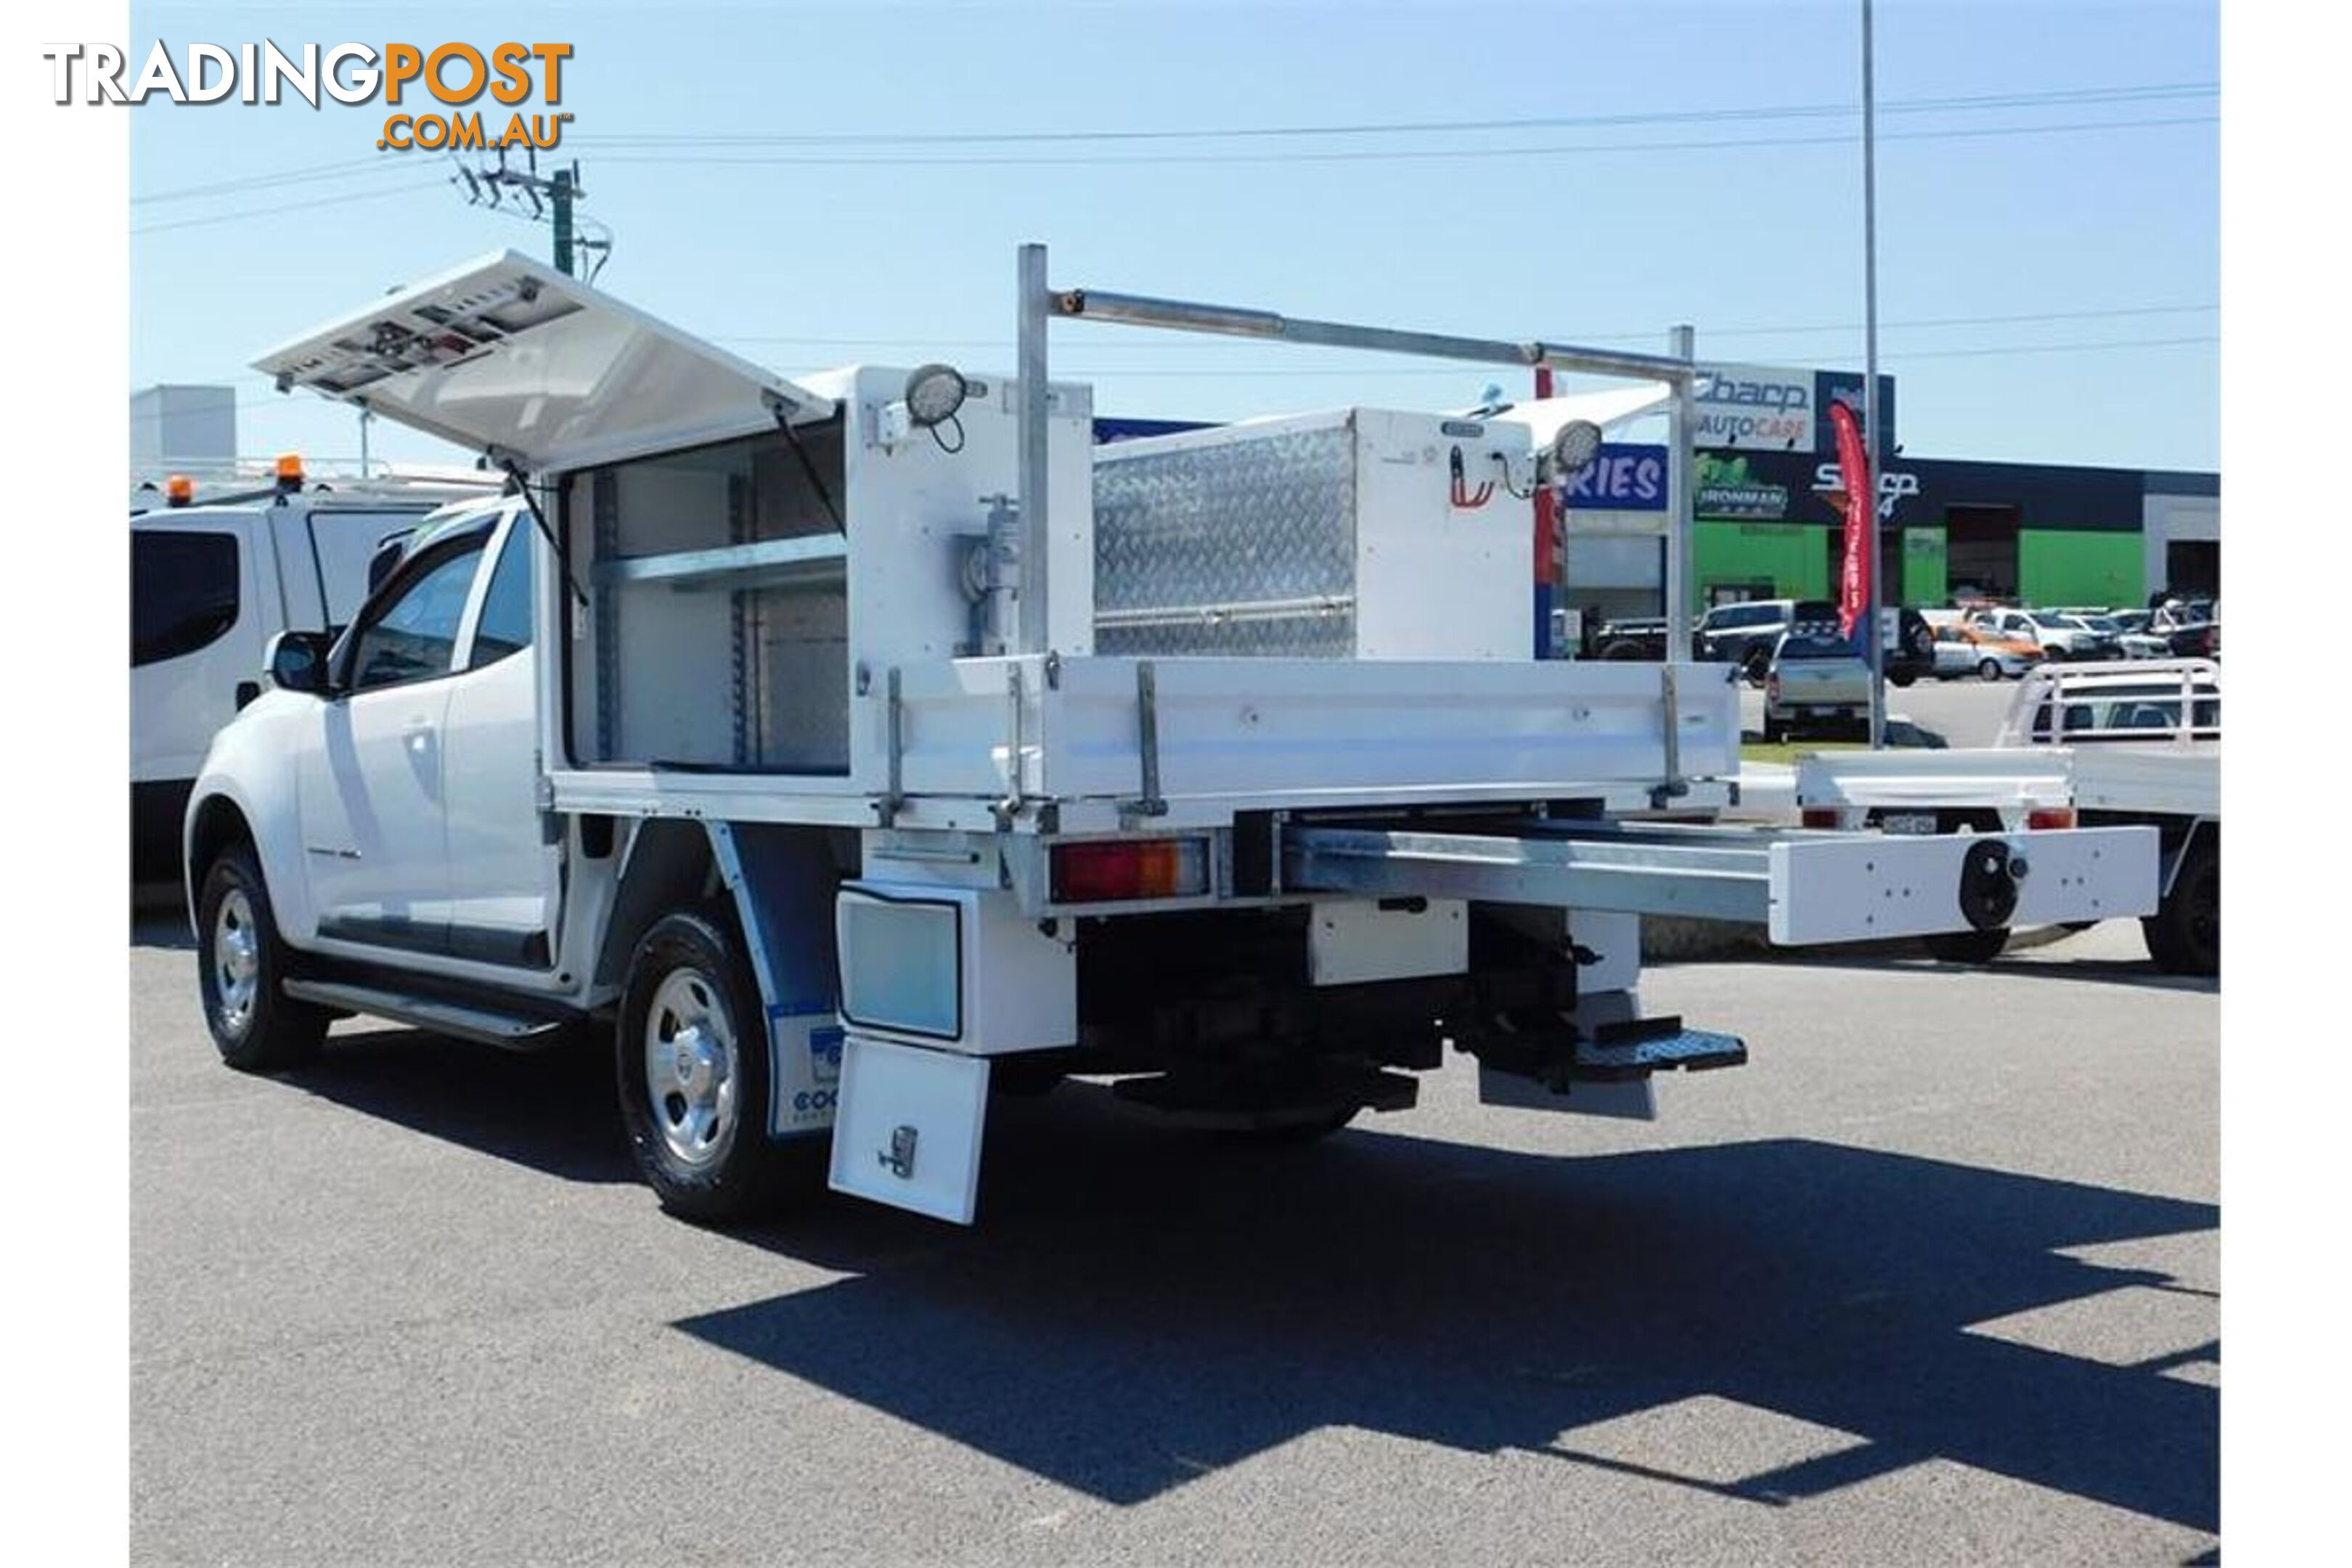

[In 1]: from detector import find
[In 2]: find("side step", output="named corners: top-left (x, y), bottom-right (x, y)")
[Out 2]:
top-left (282, 979), bottom-right (573, 1050)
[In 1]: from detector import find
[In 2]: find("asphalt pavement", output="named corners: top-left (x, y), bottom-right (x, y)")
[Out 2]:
top-left (130, 917), bottom-right (2217, 1566)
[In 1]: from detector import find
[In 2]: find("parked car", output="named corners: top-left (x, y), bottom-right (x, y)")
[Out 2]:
top-left (1762, 624), bottom-right (1873, 742)
top-left (1696, 598), bottom-right (1834, 680)
top-left (130, 468), bottom-right (483, 882)
top-left (1967, 606), bottom-right (2122, 662)
top-left (2099, 610), bottom-right (2172, 660)
top-left (1935, 623), bottom-right (2044, 681)
top-left (1591, 615), bottom-right (1670, 661)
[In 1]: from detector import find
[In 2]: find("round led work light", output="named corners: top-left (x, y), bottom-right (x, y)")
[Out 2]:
top-left (903, 364), bottom-right (969, 429)
top-left (1549, 419), bottom-right (1604, 478)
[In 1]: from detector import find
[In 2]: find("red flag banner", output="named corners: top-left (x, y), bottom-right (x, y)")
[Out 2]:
top-left (1829, 399), bottom-right (1873, 642)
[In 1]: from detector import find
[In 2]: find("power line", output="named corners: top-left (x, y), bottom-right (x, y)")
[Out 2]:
top-left (131, 155), bottom-right (402, 206)
top-left (590, 113), bottom-right (2216, 170)
top-left (574, 81), bottom-right (2214, 150)
top-left (126, 79), bottom-right (2216, 205)
top-left (130, 179), bottom-right (447, 237)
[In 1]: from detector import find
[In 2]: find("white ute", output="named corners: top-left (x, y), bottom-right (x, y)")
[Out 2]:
top-left (1795, 660), bottom-right (2218, 973)
top-left (184, 249), bottom-right (2162, 1225)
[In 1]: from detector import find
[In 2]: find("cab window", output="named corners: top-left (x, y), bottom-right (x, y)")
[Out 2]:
top-left (467, 523), bottom-right (534, 667)
top-left (348, 539), bottom-right (489, 691)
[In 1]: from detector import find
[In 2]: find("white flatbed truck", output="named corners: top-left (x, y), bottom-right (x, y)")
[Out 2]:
top-left (184, 248), bottom-right (2159, 1226)
top-left (1794, 660), bottom-right (2218, 973)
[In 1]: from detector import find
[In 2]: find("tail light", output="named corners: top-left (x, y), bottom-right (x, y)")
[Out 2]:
top-left (1766, 674), bottom-right (1782, 703)
top-left (1050, 838), bottom-right (1211, 904)
top-left (2025, 807), bottom-right (2077, 830)
top-left (1801, 808), bottom-right (1842, 829)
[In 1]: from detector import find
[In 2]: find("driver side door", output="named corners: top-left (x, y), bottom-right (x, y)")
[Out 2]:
top-left (297, 528), bottom-right (493, 958)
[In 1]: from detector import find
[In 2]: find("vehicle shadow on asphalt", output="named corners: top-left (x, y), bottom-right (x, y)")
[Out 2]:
top-left (184, 973), bottom-right (2218, 1539)
top-left (283, 1028), bottom-right (640, 1187)
top-left (677, 1085), bottom-right (2217, 1534)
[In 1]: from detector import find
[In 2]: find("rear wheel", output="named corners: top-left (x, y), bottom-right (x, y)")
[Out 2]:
top-left (1923, 926), bottom-right (2010, 964)
top-left (197, 843), bottom-right (329, 1072)
top-left (2141, 834), bottom-right (2219, 976)
top-left (616, 910), bottom-right (821, 1222)
top-left (1761, 714), bottom-right (1785, 744)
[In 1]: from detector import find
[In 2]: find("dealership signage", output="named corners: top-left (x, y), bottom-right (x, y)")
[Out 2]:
top-left (1560, 443), bottom-right (1667, 511)
top-left (1812, 462), bottom-right (1922, 523)
top-left (1694, 363), bottom-right (1816, 450)
top-left (1694, 452), bottom-right (1791, 520)
top-left (1692, 363), bottom-right (1898, 455)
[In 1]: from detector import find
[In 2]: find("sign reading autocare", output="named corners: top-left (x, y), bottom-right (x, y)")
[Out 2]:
top-left (1691, 364), bottom-right (1900, 455)
top-left (1693, 363), bottom-right (1816, 450)
top-left (1559, 443), bottom-right (1667, 511)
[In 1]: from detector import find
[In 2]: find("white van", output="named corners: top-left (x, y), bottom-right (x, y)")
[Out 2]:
top-left (131, 467), bottom-right (494, 881)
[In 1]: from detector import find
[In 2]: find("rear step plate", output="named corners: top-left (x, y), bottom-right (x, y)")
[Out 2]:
top-left (282, 979), bottom-right (571, 1050)
top-left (1571, 1016), bottom-right (1747, 1082)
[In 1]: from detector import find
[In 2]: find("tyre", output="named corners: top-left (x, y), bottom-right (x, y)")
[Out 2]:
top-left (1923, 926), bottom-right (2010, 964)
top-left (1761, 714), bottom-right (1785, 744)
top-left (1888, 670), bottom-right (1916, 688)
top-left (616, 910), bottom-right (820, 1222)
top-left (2141, 833), bottom-right (2219, 976)
top-left (1233, 1106), bottom-right (1359, 1144)
top-left (1978, 658), bottom-right (2004, 682)
top-left (197, 842), bottom-right (329, 1072)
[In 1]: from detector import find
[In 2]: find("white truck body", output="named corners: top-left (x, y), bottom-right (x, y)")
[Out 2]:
top-left (184, 249), bottom-right (2160, 1226)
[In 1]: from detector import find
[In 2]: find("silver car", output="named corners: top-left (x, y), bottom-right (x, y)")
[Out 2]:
top-left (1763, 626), bottom-right (1872, 742)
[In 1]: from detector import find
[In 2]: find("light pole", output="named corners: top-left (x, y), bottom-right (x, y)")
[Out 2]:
top-left (1862, 0), bottom-right (1887, 748)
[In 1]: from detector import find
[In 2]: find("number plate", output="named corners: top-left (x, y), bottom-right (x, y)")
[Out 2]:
top-left (1881, 812), bottom-right (1937, 836)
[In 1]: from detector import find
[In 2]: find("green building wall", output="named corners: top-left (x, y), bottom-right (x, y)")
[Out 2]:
top-left (2018, 528), bottom-right (2141, 608)
top-left (1691, 519), bottom-right (2133, 609)
top-left (1901, 527), bottom-right (1947, 607)
top-left (1693, 522), bottom-right (1826, 608)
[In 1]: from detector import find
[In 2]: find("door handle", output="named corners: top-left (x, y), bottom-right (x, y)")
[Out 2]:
top-left (402, 716), bottom-right (436, 751)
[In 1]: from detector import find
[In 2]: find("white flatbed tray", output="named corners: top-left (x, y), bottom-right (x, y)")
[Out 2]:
top-left (547, 653), bottom-right (1741, 834)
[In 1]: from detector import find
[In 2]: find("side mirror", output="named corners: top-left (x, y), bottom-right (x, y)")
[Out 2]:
top-left (266, 630), bottom-right (335, 695)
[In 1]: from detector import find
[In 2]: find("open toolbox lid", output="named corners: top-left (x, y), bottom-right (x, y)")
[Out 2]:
top-left (252, 250), bottom-right (833, 473)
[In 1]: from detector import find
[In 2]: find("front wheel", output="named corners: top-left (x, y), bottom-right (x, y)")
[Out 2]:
top-left (197, 843), bottom-right (329, 1072)
top-left (616, 910), bottom-right (820, 1222)
top-left (1978, 658), bottom-right (2004, 682)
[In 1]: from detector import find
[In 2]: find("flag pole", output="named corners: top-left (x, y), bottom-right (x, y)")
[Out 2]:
top-left (1863, 0), bottom-right (1887, 748)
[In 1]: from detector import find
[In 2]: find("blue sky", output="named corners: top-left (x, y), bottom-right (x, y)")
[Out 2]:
top-left (128, 0), bottom-right (2218, 475)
